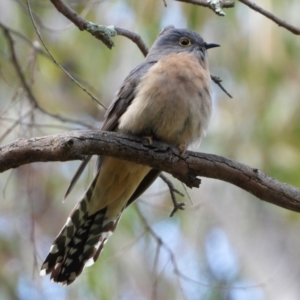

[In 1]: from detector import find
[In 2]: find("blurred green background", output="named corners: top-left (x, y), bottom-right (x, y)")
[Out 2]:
top-left (1, 1), bottom-right (300, 299)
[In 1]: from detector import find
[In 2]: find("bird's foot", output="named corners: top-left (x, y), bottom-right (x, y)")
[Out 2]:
top-left (178, 144), bottom-right (187, 156)
top-left (143, 136), bottom-right (154, 145)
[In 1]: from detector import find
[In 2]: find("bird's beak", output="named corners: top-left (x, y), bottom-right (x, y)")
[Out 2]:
top-left (204, 43), bottom-right (220, 50)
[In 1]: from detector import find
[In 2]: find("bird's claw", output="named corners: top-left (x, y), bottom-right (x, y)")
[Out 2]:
top-left (143, 136), bottom-right (153, 145)
top-left (178, 144), bottom-right (187, 156)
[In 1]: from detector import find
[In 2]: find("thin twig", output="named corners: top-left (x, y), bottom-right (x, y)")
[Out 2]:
top-left (26, 0), bottom-right (106, 110)
top-left (136, 204), bottom-right (239, 290)
top-left (0, 110), bottom-right (33, 143)
top-left (211, 75), bottom-right (233, 98)
top-left (15, 0), bottom-right (74, 33)
top-left (177, 0), bottom-right (234, 16)
top-left (135, 205), bottom-right (187, 300)
top-left (114, 27), bottom-right (148, 57)
top-left (0, 21), bottom-right (103, 101)
top-left (0, 117), bottom-right (78, 131)
top-left (48, 0), bottom-right (231, 98)
top-left (238, 0), bottom-right (300, 35)
top-left (181, 182), bottom-right (192, 204)
top-left (49, 0), bottom-right (149, 55)
top-left (151, 242), bottom-right (161, 300)
top-left (2, 27), bottom-right (36, 109)
top-left (159, 173), bottom-right (186, 217)
top-left (177, 0), bottom-right (234, 8)
top-left (1, 25), bottom-right (93, 128)
top-left (0, 21), bottom-right (48, 58)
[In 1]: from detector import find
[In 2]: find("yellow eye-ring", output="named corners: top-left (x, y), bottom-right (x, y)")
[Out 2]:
top-left (179, 37), bottom-right (191, 47)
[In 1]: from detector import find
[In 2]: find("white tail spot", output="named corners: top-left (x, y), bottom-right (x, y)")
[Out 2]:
top-left (54, 263), bottom-right (61, 270)
top-left (50, 244), bottom-right (59, 254)
top-left (84, 257), bottom-right (95, 268)
top-left (94, 241), bottom-right (101, 250)
top-left (66, 217), bottom-right (73, 226)
top-left (40, 267), bottom-right (47, 276)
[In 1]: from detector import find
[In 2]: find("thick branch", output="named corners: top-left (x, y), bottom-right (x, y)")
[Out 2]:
top-left (1, 130), bottom-right (300, 213)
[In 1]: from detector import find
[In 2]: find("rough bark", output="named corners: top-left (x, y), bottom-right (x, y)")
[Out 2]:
top-left (1, 130), bottom-right (299, 213)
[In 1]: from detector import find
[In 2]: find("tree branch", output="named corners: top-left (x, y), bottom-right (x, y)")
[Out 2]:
top-left (176, 0), bottom-right (235, 16)
top-left (49, 0), bottom-right (148, 54)
top-left (238, 0), bottom-right (300, 35)
top-left (177, 0), bottom-right (234, 7)
top-left (1, 24), bottom-right (93, 128)
top-left (47, 0), bottom-right (231, 97)
top-left (159, 173), bottom-right (186, 217)
top-left (1, 130), bottom-right (300, 214)
top-left (25, 0), bottom-right (106, 110)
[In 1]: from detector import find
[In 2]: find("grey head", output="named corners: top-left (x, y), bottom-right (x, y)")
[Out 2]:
top-left (146, 26), bottom-right (219, 68)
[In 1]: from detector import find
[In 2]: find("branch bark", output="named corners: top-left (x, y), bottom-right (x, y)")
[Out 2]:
top-left (49, 0), bottom-right (148, 54)
top-left (1, 130), bottom-right (300, 213)
top-left (177, 0), bottom-right (234, 7)
top-left (176, 0), bottom-right (234, 16)
top-left (238, 0), bottom-right (300, 35)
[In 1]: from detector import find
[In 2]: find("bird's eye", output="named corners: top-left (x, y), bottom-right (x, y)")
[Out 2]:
top-left (179, 37), bottom-right (191, 47)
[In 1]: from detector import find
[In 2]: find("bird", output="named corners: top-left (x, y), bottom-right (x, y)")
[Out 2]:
top-left (40, 26), bottom-right (219, 285)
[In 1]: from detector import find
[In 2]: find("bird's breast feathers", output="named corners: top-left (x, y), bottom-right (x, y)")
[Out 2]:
top-left (118, 52), bottom-right (212, 146)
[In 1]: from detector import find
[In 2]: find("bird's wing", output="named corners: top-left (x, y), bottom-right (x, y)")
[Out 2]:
top-left (126, 168), bottom-right (161, 207)
top-left (64, 61), bottom-right (158, 199)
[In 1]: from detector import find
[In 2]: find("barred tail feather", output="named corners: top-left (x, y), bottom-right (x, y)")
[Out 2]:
top-left (41, 158), bottom-right (151, 285)
top-left (40, 178), bottom-right (122, 285)
top-left (41, 205), bottom-right (121, 285)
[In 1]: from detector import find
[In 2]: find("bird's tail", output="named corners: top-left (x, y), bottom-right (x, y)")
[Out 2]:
top-left (40, 177), bottom-right (122, 286)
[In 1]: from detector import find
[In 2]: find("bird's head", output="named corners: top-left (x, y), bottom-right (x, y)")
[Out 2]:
top-left (146, 26), bottom-right (219, 68)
